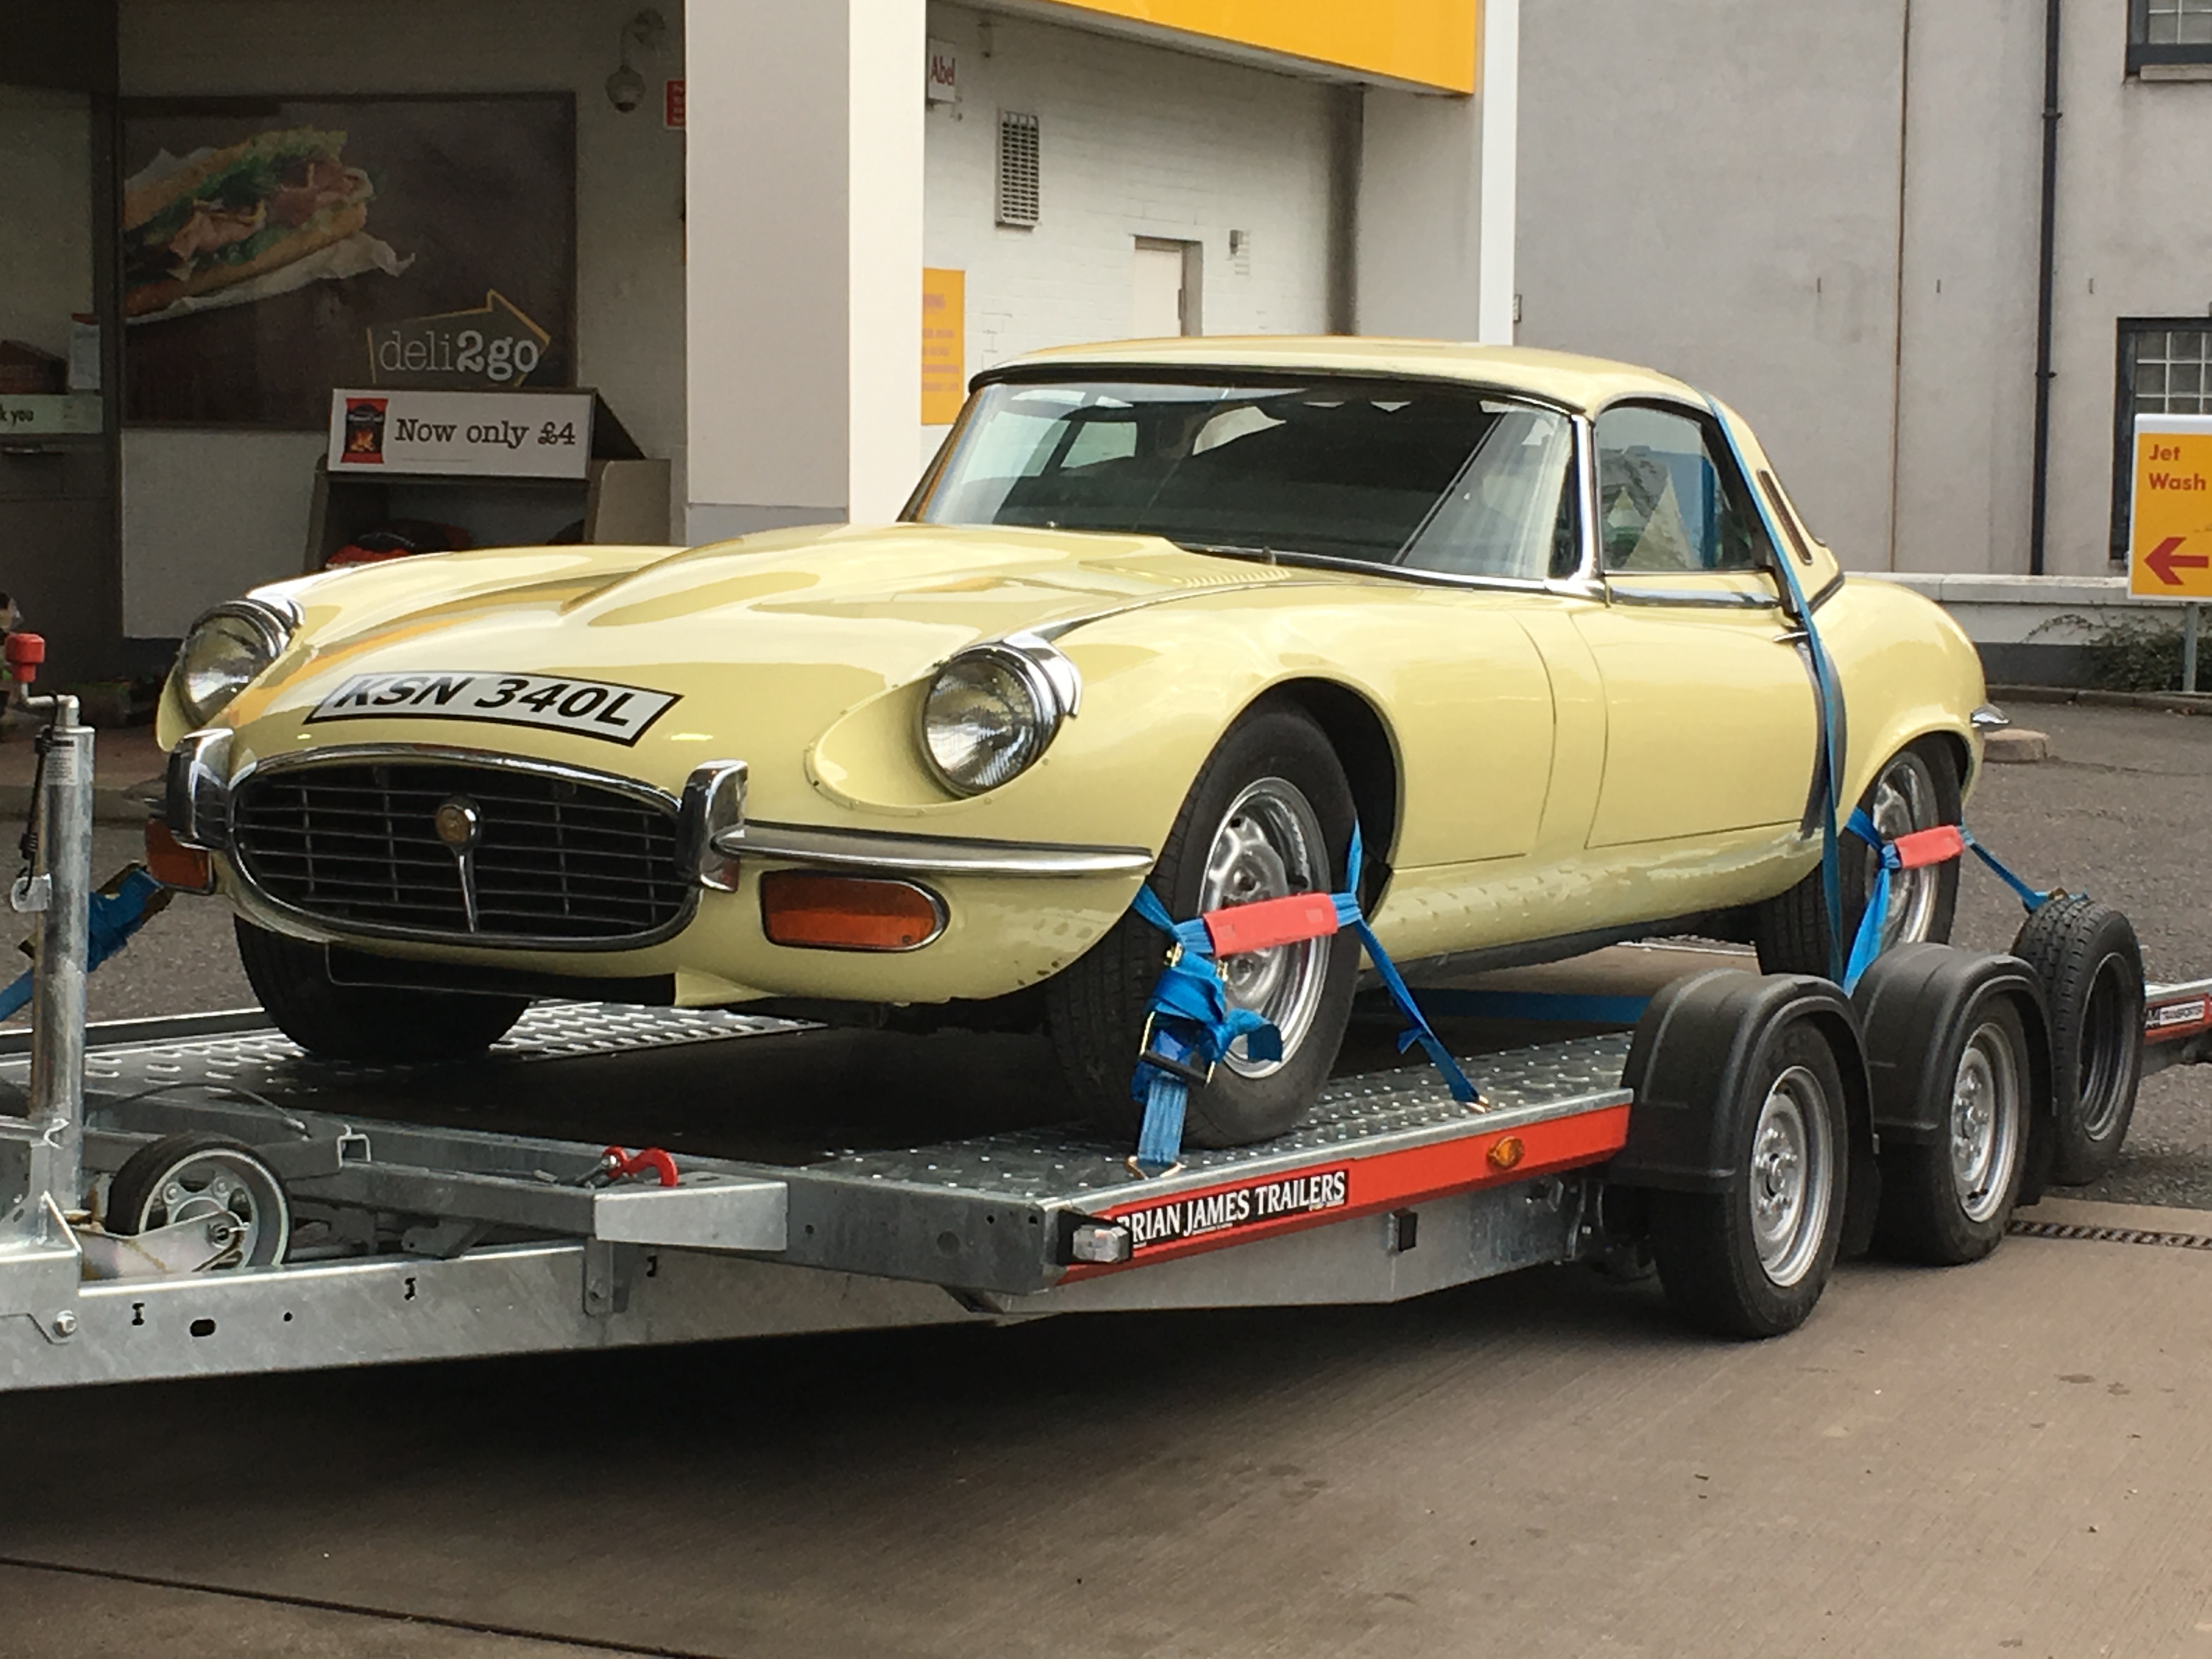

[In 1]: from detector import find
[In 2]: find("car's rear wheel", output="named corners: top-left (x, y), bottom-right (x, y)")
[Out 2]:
top-left (1045, 704), bottom-right (1359, 1149)
top-left (235, 919), bottom-right (529, 1064)
top-left (1756, 738), bottom-right (1962, 978)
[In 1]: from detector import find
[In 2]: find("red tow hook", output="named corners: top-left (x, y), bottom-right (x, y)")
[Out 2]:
top-left (589, 1145), bottom-right (681, 1188)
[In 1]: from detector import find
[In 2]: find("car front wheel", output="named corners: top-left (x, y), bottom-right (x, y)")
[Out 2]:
top-left (1045, 703), bottom-right (1360, 1149)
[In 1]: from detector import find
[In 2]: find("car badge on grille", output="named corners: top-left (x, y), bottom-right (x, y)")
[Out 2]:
top-left (434, 797), bottom-right (483, 932)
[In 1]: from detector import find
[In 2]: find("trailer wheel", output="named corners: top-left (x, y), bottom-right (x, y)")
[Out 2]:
top-left (2010, 898), bottom-right (2144, 1186)
top-left (1648, 1018), bottom-right (1850, 1339)
top-left (1873, 996), bottom-right (2034, 1264)
top-left (236, 919), bottom-right (528, 1064)
top-left (1045, 704), bottom-right (1359, 1149)
top-left (104, 1132), bottom-right (291, 1269)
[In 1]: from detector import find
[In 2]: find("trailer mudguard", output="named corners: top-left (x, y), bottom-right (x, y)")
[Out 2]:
top-left (1610, 969), bottom-right (1871, 1195)
top-left (1848, 942), bottom-right (2055, 1201)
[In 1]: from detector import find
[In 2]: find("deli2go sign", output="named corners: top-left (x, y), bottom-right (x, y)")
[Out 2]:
top-left (329, 388), bottom-right (594, 479)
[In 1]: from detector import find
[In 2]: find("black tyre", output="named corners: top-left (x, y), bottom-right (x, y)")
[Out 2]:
top-left (105, 1131), bottom-right (291, 1268)
top-left (1648, 1018), bottom-right (1851, 1339)
top-left (2010, 897), bottom-right (2144, 1186)
top-left (1873, 996), bottom-right (2034, 1265)
top-left (1757, 738), bottom-right (1962, 978)
top-left (235, 919), bottom-right (529, 1064)
top-left (1045, 703), bottom-right (1359, 1149)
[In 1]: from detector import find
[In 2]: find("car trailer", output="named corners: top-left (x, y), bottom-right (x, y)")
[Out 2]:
top-left (0, 698), bottom-right (2200, 1393)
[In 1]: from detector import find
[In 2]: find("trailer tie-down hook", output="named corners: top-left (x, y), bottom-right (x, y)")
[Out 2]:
top-left (584, 1146), bottom-right (680, 1188)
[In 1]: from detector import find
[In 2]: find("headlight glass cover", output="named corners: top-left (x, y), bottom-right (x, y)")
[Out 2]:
top-left (171, 601), bottom-right (294, 727)
top-left (921, 648), bottom-right (1064, 795)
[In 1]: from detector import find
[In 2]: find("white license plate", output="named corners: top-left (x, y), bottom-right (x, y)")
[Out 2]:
top-left (305, 672), bottom-right (679, 745)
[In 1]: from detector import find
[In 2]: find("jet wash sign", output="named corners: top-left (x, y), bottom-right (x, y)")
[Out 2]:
top-left (2131, 414), bottom-right (2212, 600)
top-left (328, 388), bottom-right (593, 479)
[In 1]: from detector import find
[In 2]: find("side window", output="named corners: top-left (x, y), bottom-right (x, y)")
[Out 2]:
top-left (1594, 405), bottom-right (1773, 574)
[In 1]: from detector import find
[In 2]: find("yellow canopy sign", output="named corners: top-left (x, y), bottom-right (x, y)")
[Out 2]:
top-left (2130, 416), bottom-right (2212, 599)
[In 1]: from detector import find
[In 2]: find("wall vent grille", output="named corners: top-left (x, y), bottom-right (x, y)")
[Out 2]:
top-left (997, 111), bottom-right (1040, 227)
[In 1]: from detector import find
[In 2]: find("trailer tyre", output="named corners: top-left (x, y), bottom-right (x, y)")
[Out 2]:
top-left (104, 1132), bottom-right (291, 1268)
top-left (1873, 996), bottom-right (2034, 1264)
top-left (1045, 704), bottom-right (1359, 1149)
top-left (1648, 1019), bottom-right (1851, 1339)
top-left (235, 919), bottom-right (528, 1064)
top-left (2010, 898), bottom-right (2144, 1186)
top-left (1756, 738), bottom-right (1961, 977)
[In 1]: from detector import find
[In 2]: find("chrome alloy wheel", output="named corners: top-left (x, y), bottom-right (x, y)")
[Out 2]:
top-left (1200, 776), bottom-right (1332, 1079)
top-left (1950, 1019), bottom-right (2024, 1223)
top-left (1748, 1066), bottom-right (1836, 1287)
top-left (1866, 754), bottom-right (1941, 952)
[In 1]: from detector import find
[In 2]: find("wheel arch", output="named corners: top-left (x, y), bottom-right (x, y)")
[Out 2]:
top-left (1248, 677), bottom-right (1402, 879)
top-left (1611, 969), bottom-right (1873, 1195)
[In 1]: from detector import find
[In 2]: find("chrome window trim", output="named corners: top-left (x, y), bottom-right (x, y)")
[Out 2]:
top-left (716, 820), bottom-right (1154, 878)
top-left (224, 743), bottom-right (700, 954)
top-left (1606, 583), bottom-right (1780, 611)
top-left (1588, 394), bottom-right (1793, 608)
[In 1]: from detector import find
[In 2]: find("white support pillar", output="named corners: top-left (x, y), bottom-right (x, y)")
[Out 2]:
top-left (685, 0), bottom-right (926, 544)
top-left (1353, 0), bottom-right (1516, 345)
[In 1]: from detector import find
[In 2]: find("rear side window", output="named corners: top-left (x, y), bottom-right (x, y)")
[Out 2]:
top-left (1594, 405), bottom-right (1774, 574)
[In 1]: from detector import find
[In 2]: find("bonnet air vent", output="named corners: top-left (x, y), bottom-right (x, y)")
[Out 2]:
top-left (997, 111), bottom-right (1040, 227)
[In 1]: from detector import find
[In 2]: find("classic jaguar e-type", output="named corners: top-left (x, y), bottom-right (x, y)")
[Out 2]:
top-left (156, 338), bottom-right (1989, 1148)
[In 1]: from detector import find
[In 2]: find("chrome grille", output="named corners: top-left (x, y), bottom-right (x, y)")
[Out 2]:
top-left (230, 759), bottom-right (691, 946)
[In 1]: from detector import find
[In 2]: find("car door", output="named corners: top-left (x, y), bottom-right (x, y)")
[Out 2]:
top-left (1573, 402), bottom-right (1818, 848)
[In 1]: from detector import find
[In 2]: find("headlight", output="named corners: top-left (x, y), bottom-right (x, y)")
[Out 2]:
top-left (920, 638), bottom-right (1078, 796)
top-left (170, 599), bottom-right (296, 728)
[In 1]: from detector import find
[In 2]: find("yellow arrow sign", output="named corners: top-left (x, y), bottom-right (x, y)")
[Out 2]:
top-left (2130, 416), bottom-right (2212, 599)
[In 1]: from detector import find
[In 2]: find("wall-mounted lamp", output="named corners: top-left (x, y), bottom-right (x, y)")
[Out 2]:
top-left (607, 8), bottom-right (667, 112)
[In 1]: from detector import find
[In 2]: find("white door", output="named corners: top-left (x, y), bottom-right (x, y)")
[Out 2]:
top-left (1131, 240), bottom-right (1186, 338)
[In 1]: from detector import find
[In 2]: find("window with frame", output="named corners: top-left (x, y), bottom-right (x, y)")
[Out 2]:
top-left (2129, 0), bottom-right (2212, 71)
top-left (2109, 321), bottom-right (2212, 559)
top-left (1593, 404), bottom-right (1774, 574)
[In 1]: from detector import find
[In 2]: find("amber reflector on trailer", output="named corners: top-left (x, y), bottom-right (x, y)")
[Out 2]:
top-left (760, 871), bottom-right (945, 951)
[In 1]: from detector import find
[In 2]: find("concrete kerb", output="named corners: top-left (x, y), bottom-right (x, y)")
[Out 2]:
top-left (1990, 682), bottom-right (2212, 716)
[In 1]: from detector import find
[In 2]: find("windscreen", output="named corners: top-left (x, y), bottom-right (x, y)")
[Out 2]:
top-left (914, 378), bottom-right (1579, 582)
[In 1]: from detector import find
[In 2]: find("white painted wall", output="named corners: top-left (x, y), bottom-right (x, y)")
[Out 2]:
top-left (1888, 0), bottom-right (2045, 574)
top-left (686, 0), bottom-right (924, 538)
top-left (117, 0), bottom-right (688, 630)
top-left (921, 3), bottom-right (1336, 457)
top-left (2044, 49), bottom-right (2212, 574)
top-left (1515, 1), bottom-right (1911, 571)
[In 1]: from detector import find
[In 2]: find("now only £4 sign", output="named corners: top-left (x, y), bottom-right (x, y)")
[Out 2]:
top-left (2131, 415), bottom-right (2212, 599)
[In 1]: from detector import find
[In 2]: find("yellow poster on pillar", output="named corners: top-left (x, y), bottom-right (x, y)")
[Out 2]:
top-left (2131, 416), bottom-right (2212, 599)
top-left (922, 268), bottom-right (966, 427)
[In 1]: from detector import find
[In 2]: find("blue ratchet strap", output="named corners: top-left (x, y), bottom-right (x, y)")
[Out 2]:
top-left (1334, 825), bottom-right (1480, 1105)
top-left (1126, 823), bottom-right (1479, 1178)
top-left (0, 865), bottom-right (169, 1022)
top-left (1839, 809), bottom-right (2061, 993)
top-left (1705, 397), bottom-right (1850, 981)
top-left (1127, 882), bottom-right (1280, 1177)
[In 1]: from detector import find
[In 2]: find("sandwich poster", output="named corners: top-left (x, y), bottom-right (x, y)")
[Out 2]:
top-left (121, 94), bottom-right (575, 429)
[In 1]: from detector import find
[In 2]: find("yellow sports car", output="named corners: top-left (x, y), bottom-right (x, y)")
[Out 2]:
top-left (157, 338), bottom-right (1989, 1148)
